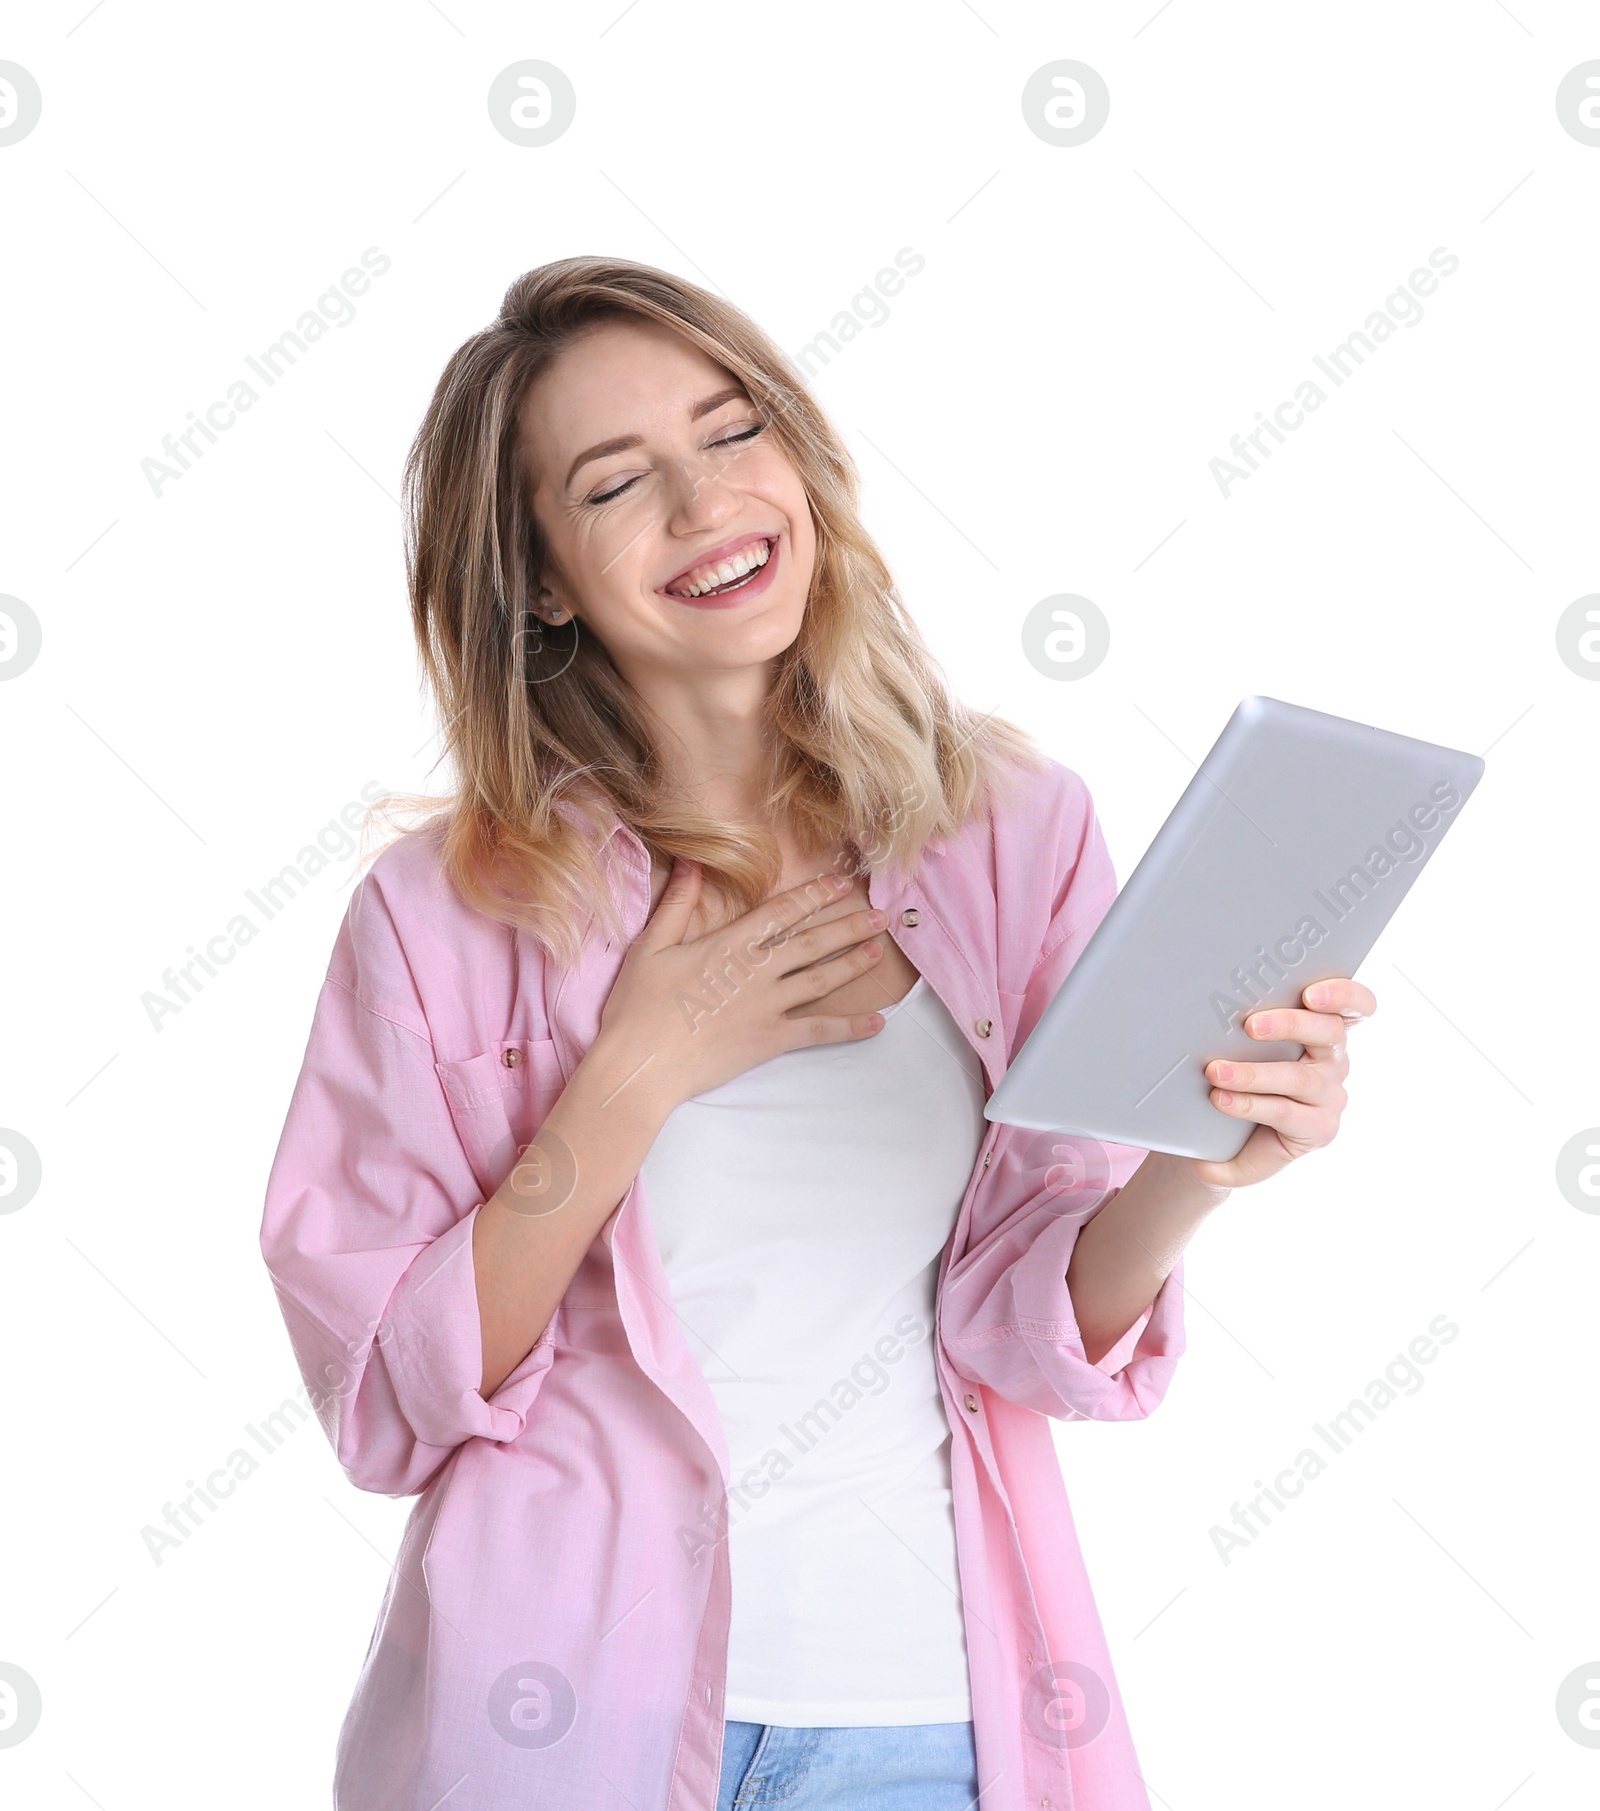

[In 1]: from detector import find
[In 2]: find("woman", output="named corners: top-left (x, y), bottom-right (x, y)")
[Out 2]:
top-left (260, 256), bottom-right (1373, 1811)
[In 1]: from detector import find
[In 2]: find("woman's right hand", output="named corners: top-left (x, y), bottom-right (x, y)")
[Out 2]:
top-left (472, 860), bottom-right (886, 1396)
top-left (590, 859), bottom-right (889, 1115)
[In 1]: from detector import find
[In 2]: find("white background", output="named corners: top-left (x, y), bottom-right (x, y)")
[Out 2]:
top-left (2, 2), bottom-right (1596, 1806)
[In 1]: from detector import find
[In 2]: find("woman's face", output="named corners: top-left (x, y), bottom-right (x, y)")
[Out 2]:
top-left (518, 317), bottom-right (817, 689)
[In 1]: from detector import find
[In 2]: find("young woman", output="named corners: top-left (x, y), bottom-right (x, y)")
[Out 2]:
top-left (260, 256), bottom-right (1373, 1811)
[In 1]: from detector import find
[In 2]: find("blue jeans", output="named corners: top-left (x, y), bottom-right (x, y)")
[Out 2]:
top-left (716, 1720), bottom-right (980, 1809)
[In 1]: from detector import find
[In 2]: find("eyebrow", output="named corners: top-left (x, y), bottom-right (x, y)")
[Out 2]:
top-left (562, 386), bottom-right (751, 489)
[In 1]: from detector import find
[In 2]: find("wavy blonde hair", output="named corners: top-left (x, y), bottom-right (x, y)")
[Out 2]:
top-left (381, 254), bottom-right (1043, 968)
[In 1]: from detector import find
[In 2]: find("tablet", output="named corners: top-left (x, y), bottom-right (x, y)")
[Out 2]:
top-left (983, 696), bottom-right (1485, 1161)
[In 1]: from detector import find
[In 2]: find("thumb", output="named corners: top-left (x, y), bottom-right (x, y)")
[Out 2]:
top-left (638, 857), bottom-right (703, 947)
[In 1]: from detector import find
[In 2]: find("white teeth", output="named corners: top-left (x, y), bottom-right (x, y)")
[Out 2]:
top-left (669, 538), bottom-right (772, 597)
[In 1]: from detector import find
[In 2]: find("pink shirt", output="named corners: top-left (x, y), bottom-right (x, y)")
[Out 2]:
top-left (260, 754), bottom-right (1186, 1810)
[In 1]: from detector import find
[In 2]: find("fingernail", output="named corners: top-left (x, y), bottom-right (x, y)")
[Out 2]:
top-left (1250, 1014), bottom-right (1273, 1036)
top-left (1213, 1061), bottom-right (1233, 1083)
top-left (1306, 984), bottom-right (1328, 1005)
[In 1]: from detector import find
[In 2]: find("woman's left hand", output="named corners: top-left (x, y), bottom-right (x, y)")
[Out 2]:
top-left (1190, 977), bottom-right (1378, 1190)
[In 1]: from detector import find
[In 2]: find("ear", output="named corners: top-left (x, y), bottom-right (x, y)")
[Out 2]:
top-left (535, 585), bottom-right (573, 624)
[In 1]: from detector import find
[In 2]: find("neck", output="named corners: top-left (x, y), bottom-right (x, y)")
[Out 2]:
top-left (630, 661), bottom-right (779, 828)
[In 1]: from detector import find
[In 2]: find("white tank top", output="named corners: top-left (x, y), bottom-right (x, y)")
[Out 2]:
top-left (639, 975), bottom-right (988, 1726)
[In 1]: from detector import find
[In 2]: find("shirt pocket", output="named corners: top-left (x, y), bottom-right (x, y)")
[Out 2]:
top-left (434, 1038), bottom-right (568, 1201)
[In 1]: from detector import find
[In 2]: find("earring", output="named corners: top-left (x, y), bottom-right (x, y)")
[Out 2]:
top-left (535, 587), bottom-right (570, 625)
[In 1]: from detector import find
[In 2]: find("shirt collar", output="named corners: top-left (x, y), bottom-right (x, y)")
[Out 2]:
top-left (550, 790), bottom-right (923, 913)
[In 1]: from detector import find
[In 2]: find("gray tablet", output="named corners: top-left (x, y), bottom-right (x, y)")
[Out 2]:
top-left (984, 696), bottom-right (1485, 1161)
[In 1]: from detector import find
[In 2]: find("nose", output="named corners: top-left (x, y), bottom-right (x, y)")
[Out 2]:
top-left (662, 440), bottom-right (745, 531)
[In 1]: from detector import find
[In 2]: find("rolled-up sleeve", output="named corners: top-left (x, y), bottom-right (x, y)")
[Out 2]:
top-left (260, 881), bottom-right (554, 1497)
top-left (940, 780), bottom-right (1187, 1422)
top-left (941, 1196), bottom-right (1185, 1421)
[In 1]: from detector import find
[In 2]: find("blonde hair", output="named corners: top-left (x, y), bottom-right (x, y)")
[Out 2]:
top-left (381, 254), bottom-right (1044, 968)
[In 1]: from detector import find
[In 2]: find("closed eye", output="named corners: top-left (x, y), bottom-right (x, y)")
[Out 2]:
top-left (715, 421), bottom-right (767, 450)
top-left (586, 419), bottom-right (768, 506)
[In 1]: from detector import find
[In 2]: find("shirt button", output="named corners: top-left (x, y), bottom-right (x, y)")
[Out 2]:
top-left (501, 1048), bottom-right (522, 1068)
top-left (899, 908), bottom-right (920, 927)
top-left (963, 1393), bottom-right (979, 1413)
top-left (974, 1018), bottom-right (993, 1038)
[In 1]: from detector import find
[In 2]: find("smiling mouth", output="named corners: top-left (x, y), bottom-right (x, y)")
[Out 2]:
top-left (662, 537), bottom-right (775, 600)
